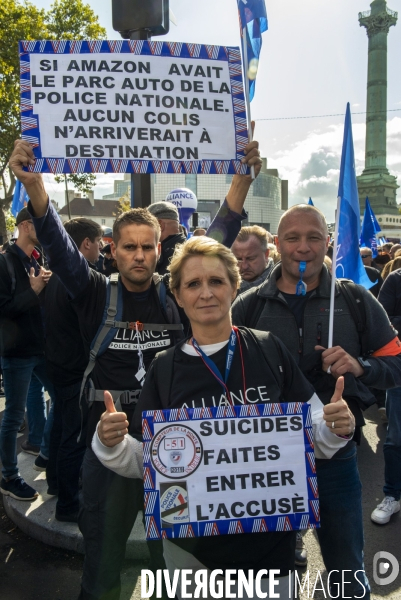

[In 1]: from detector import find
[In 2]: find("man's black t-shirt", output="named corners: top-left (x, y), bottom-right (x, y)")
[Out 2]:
top-left (280, 289), bottom-right (314, 329)
top-left (71, 270), bottom-right (175, 446)
top-left (93, 284), bottom-right (174, 391)
top-left (132, 328), bottom-right (315, 572)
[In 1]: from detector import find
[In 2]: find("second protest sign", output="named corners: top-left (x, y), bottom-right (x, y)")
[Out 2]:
top-left (143, 402), bottom-right (320, 540)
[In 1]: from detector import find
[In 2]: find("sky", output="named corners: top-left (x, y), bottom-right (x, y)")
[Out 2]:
top-left (33, 0), bottom-right (401, 221)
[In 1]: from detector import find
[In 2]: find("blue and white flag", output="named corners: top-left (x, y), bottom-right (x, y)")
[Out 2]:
top-left (308, 197), bottom-right (314, 206)
top-left (360, 197), bottom-right (381, 258)
top-left (335, 104), bottom-right (374, 289)
top-left (237, 0), bottom-right (268, 101)
top-left (11, 179), bottom-right (29, 217)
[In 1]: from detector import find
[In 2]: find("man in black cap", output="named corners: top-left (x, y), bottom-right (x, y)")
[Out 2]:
top-left (147, 201), bottom-right (187, 275)
top-left (0, 207), bottom-right (54, 501)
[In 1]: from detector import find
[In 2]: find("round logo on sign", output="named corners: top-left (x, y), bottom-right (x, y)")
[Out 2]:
top-left (160, 484), bottom-right (189, 524)
top-left (150, 425), bottom-right (203, 479)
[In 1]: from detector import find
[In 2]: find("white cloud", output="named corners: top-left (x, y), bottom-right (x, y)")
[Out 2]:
top-left (268, 118), bottom-right (401, 221)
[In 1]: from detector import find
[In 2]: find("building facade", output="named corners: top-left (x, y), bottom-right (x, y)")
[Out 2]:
top-left (102, 173), bottom-right (131, 201)
top-left (150, 158), bottom-right (287, 234)
top-left (58, 191), bottom-right (119, 228)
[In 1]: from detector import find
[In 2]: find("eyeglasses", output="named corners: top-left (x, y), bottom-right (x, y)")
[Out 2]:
top-left (360, 255), bottom-right (371, 259)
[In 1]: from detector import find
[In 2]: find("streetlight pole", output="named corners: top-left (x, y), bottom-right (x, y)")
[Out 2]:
top-left (111, 0), bottom-right (169, 209)
top-left (129, 29), bottom-right (152, 209)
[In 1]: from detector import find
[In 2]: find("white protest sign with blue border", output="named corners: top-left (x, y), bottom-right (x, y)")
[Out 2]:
top-left (19, 40), bottom-right (249, 176)
top-left (142, 402), bottom-right (320, 540)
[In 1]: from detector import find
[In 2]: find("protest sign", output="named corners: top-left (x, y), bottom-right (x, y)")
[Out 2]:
top-left (19, 40), bottom-right (249, 175)
top-left (143, 402), bottom-right (320, 540)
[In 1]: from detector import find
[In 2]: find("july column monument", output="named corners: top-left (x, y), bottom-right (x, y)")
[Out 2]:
top-left (357, 0), bottom-right (398, 220)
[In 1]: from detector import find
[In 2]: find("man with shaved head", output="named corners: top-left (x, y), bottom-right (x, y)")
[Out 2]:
top-left (232, 203), bottom-right (401, 599)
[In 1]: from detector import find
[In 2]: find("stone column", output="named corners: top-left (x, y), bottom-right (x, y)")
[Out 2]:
top-left (357, 0), bottom-right (398, 215)
top-left (359, 0), bottom-right (396, 174)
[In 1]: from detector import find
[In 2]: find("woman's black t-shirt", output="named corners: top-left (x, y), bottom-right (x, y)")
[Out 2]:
top-left (132, 328), bottom-right (315, 573)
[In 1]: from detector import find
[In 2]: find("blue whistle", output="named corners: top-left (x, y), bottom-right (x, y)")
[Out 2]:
top-left (296, 261), bottom-right (307, 296)
top-left (299, 261), bottom-right (307, 274)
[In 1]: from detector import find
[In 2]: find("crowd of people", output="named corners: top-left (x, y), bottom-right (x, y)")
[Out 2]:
top-left (0, 136), bottom-right (401, 600)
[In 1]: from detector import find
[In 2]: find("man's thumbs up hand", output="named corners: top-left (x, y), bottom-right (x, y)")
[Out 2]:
top-left (98, 391), bottom-right (129, 447)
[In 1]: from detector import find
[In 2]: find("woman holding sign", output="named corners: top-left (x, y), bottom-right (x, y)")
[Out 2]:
top-left (93, 236), bottom-right (355, 599)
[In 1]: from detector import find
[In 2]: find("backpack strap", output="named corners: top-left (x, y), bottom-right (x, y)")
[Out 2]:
top-left (245, 329), bottom-right (285, 398)
top-left (152, 345), bottom-right (177, 408)
top-left (244, 286), bottom-right (266, 329)
top-left (154, 273), bottom-right (168, 313)
top-left (337, 279), bottom-right (369, 356)
top-left (78, 273), bottom-right (121, 438)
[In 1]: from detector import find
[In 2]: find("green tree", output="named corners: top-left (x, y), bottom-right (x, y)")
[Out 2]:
top-left (116, 194), bottom-right (131, 214)
top-left (54, 172), bottom-right (98, 219)
top-left (45, 0), bottom-right (106, 39)
top-left (0, 1), bottom-right (48, 237)
top-left (0, 0), bottom-right (106, 238)
top-left (5, 210), bottom-right (16, 234)
top-left (54, 173), bottom-right (97, 196)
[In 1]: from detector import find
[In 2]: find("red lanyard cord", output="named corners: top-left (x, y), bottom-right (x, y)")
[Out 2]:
top-left (233, 326), bottom-right (247, 404)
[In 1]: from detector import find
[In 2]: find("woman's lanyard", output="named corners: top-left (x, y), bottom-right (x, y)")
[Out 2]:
top-left (191, 326), bottom-right (246, 405)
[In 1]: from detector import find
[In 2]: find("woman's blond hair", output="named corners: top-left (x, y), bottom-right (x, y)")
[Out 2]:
top-left (381, 257), bottom-right (401, 280)
top-left (168, 236), bottom-right (240, 293)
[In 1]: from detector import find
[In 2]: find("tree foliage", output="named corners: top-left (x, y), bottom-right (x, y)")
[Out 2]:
top-left (5, 210), bottom-right (16, 234)
top-left (54, 173), bottom-right (97, 196)
top-left (0, 0), bottom-right (106, 237)
top-left (45, 0), bottom-right (107, 40)
top-left (116, 194), bottom-right (131, 214)
top-left (0, 1), bottom-right (48, 192)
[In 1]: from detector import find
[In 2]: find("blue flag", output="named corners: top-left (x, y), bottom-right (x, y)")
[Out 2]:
top-left (335, 104), bottom-right (374, 289)
top-left (308, 197), bottom-right (314, 206)
top-left (360, 197), bottom-right (381, 258)
top-left (237, 0), bottom-right (268, 101)
top-left (11, 179), bottom-right (29, 217)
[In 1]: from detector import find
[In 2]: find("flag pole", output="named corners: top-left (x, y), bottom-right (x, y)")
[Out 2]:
top-left (328, 195), bottom-right (342, 349)
top-left (241, 26), bottom-right (255, 180)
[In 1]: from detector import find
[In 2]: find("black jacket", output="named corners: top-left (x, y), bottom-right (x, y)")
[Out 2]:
top-left (365, 265), bottom-right (382, 298)
top-left (378, 268), bottom-right (401, 332)
top-left (232, 264), bottom-right (401, 436)
top-left (156, 232), bottom-right (187, 275)
top-left (0, 245), bottom-right (44, 357)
